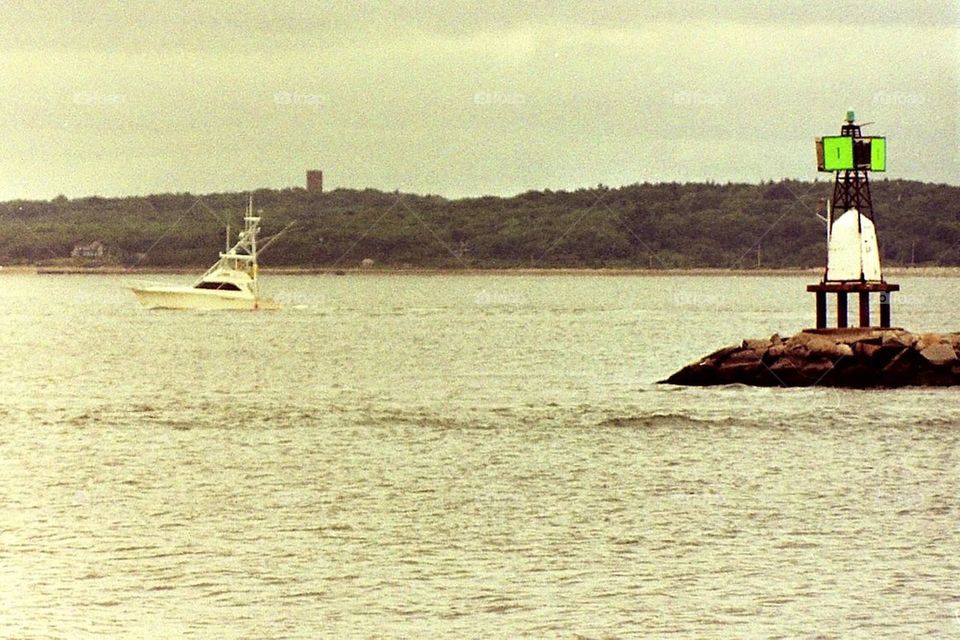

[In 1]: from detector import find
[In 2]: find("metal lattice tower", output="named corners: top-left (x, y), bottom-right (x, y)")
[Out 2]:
top-left (831, 119), bottom-right (874, 221)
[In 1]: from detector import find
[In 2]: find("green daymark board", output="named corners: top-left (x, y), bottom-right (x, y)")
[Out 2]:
top-left (817, 135), bottom-right (886, 172)
top-left (870, 137), bottom-right (886, 172)
top-left (822, 136), bottom-right (854, 171)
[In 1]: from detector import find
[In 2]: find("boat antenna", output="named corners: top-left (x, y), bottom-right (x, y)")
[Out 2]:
top-left (258, 221), bottom-right (297, 255)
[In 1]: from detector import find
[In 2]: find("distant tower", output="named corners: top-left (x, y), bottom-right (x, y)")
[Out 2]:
top-left (806, 110), bottom-right (898, 329)
top-left (306, 170), bottom-right (323, 192)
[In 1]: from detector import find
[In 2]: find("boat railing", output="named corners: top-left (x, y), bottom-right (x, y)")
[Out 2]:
top-left (219, 252), bottom-right (255, 261)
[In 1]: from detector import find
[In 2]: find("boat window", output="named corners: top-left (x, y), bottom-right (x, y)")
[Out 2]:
top-left (194, 281), bottom-right (242, 291)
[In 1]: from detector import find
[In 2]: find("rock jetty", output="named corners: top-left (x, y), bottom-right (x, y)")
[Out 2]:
top-left (662, 329), bottom-right (960, 388)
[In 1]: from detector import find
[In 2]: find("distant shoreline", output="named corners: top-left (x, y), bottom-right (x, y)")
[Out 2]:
top-left (10, 265), bottom-right (960, 277)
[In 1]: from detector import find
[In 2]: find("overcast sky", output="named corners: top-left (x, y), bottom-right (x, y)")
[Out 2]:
top-left (1, 1), bottom-right (957, 200)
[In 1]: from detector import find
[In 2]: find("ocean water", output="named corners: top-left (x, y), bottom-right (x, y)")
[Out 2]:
top-left (1, 273), bottom-right (958, 638)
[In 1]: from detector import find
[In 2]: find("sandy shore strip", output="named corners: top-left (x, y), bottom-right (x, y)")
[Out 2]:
top-left (10, 265), bottom-right (960, 277)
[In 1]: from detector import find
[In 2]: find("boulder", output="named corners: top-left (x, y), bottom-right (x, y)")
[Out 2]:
top-left (785, 332), bottom-right (854, 359)
top-left (703, 345), bottom-right (739, 366)
top-left (853, 341), bottom-right (881, 359)
top-left (949, 333), bottom-right (960, 352)
top-left (765, 343), bottom-right (787, 360)
top-left (741, 338), bottom-right (771, 352)
top-left (881, 330), bottom-right (916, 349)
top-left (878, 347), bottom-right (943, 387)
top-left (725, 349), bottom-right (762, 364)
top-left (716, 360), bottom-right (764, 385)
top-left (663, 361), bottom-right (719, 386)
top-left (662, 328), bottom-right (960, 388)
top-left (919, 342), bottom-right (957, 367)
top-left (832, 342), bottom-right (855, 359)
top-left (798, 357), bottom-right (843, 384)
top-left (916, 332), bottom-right (947, 352)
top-left (765, 356), bottom-right (805, 386)
top-left (863, 343), bottom-right (905, 369)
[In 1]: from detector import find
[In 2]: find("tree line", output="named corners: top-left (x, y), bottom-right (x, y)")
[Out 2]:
top-left (1, 179), bottom-right (958, 269)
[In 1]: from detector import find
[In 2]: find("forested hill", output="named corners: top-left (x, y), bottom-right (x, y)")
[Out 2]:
top-left (2, 180), bottom-right (959, 269)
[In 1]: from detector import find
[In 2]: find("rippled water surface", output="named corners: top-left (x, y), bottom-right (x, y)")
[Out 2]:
top-left (2, 273), bottom-right (958, 638)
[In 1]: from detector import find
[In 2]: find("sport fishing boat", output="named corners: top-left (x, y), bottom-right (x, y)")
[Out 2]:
top-left (130, 197), bottom-right (281, 310)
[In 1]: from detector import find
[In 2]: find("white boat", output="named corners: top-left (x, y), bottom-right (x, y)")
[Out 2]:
top-left (130, 197), bottom-right (281, 310)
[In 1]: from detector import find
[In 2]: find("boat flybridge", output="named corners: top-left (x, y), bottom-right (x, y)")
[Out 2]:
top-left (130, 197), bottom-right (281, 310)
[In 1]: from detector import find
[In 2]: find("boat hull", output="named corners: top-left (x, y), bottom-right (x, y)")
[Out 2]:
top-left (130, 285), bottom-right (279, 310)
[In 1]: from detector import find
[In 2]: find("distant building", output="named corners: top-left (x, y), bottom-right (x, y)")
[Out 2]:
top-left (307, 170), bottom-right (323, 192)
top-left (71, 241), bottom-right (106, 259)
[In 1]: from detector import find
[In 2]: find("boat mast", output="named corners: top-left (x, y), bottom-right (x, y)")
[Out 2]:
top-left (247, 195), bottom-right (259, 294)
top-left (249, 195), bottom-right (257, 265)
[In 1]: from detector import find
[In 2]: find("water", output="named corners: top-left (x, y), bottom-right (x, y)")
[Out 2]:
top-left (1, 273), bottom-right (958, 638)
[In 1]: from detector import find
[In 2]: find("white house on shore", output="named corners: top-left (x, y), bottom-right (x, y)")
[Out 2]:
top-left (71, 241), bottom-right (106, 259)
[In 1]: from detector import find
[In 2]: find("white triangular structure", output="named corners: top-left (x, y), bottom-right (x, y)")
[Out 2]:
top-left (826, 208), bottom-right (882, 282)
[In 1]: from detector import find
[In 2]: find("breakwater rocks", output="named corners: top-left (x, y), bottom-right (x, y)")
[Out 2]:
top-left (663, 329), bottom-right (960, 388)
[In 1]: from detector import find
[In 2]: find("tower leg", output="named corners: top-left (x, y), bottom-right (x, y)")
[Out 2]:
top-left (858, 291), bottom-right (870, 327)
top-left (836, 292), bottom-right (848, 328)
top-left (815, 291), bottom-right (826, 329)
top-left (879, 292), bottom-right (892, 328)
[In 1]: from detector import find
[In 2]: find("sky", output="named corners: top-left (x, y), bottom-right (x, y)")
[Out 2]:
top-left (1, 1), bottom-right (957, 200)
